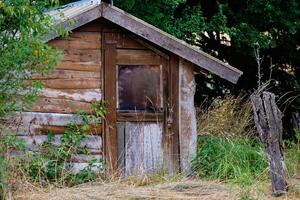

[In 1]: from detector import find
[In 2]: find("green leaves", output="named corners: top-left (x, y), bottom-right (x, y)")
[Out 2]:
top-left (0, 0), bottom-right (63, 118)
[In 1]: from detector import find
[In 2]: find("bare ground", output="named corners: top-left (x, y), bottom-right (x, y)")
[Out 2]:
top-left (14, 178), bottom-right (300, 200)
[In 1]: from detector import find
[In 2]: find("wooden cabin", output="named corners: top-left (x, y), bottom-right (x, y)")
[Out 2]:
top-left (8, 1), bottom-right (242, 175)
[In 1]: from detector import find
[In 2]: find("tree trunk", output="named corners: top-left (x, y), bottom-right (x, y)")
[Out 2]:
top-left (250, 92), bottom-right (288, 196)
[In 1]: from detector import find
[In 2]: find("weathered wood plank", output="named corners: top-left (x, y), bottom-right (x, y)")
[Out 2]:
top-left (165, 54), bottom-right (180, 175)
top-left (56, 61), bottom-right (100, 72)
top-left (3, 124), bottom-right (43, 136)
top-left (116, 49), bottom-right (161, 65)
top-left (32, 70), bottom-right (100, 80)
top-left (251, 92), bottom-right (288, 196)
top-left (117, 122), bottom-right (125, 172)
top-left (17, 135), bottom-right (102, 150)
top-left (117, 112), bottom-right (163, 122)
top-left (101, 3), bottom-right (242, 83)
top-left (32, 97), bottom-right (92, 114)
top-left (105, 32), bottom-right (147, 49)
top-left (179, 59), bottom-right (197, 174)
top-left (125, 122), bottom-right (163, 176)
top-left (7, 112), bottom-right (85, 126)
top-left (40, 88), bottom-right (101, 102)
top-left (62, 49), bottom-right (101, 63)
top-left (104, 42), bottom-right (118, 171)
top-left (49, 32), bottom-right (101, 50)
top-left (5, 124), bottom-right (102, 136)
top-left (42, 79), bottom-right (101, 89)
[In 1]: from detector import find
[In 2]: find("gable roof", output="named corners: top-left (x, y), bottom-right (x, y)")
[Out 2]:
top-left (47, 0), bottom-right (243, 84)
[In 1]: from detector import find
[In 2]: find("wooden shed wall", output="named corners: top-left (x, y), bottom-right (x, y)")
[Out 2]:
top-left (5, 21), bottom-right (103, 172)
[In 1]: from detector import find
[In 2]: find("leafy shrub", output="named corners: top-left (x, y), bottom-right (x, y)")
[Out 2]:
top-left (0, 102), bottom-right (107, 198)
top-left (192, 136), bottom-right (268, 185)
top-left (25, 109), bottom-right (105, 186)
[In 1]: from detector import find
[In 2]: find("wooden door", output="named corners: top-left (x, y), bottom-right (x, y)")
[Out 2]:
top-left (103, 32), bottom-right (173, 175)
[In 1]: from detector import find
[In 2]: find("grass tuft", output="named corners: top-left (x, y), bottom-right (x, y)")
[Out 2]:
top-left (192, 135), bottom-right (269, 186)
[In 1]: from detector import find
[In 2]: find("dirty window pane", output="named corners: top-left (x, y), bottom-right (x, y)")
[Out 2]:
top-left (117, 65), bottom-right (162, 112)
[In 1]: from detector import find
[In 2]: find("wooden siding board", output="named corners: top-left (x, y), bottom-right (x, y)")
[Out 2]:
top-left (32, 97), bottom-right (93, 114)
top-left (116, 49), bottom-right (161, 65)
top-left (62, 49), bottom-right (101, 63)
top-left (42, 79), bottom-right (101, 89)
top-left (56, 61), bottom-right (100, 72)
top-left (40, 88), bottom-right (101, 103)
top-left (48, 32), bottom-right (101, 50)
top-left (32, 70), bottom-right (100, 80)
top-left (6, 112), bottom-right (92, 126)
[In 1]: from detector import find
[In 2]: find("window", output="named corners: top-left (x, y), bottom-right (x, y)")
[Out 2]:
top-left (117, 65), bottom-right (163, 112)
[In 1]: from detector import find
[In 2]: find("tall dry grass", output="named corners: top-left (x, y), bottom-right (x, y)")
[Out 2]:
top-left (196, 95), bottom-right (254, 138)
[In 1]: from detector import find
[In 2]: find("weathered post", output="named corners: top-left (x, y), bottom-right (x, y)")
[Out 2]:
top-left (250, 92), bottom-right (288, 196)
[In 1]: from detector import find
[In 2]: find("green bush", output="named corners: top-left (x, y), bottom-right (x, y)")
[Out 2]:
top-left (25, 111), bottom-right (105, 186)
top-left (192, 135), bottom-right (268, 185)
top-left (0, 102), bottom-right (107, 197)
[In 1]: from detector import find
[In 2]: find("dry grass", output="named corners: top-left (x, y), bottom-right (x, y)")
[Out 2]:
top-left (14, 178), bottom-right (238, 200)
top-left (197, 95), bottom-right (254, 138)
top-left (13, 177), bottom-right (300, 200)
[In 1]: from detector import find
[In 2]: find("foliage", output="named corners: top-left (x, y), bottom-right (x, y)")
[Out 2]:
top-left (26, 112), bottom-right (102, 186)
top-left (25, 102), bottom-right (106, 186)
top-left (0, 102), bottom-right (106, 198)
top-left (0, 0), bottom-right (62, 118)
top-left (284, 131), bottom-right (300, 177)
top-left (0, 134), bottom-right (26, 199)
top-left (197, 95), bottom-right (253, 138)
top-left (192, 135), bottom-right (268, 186)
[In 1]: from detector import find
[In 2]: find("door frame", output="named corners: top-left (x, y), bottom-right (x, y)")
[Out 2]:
top-left (103, 31), bottom-right (179, 174)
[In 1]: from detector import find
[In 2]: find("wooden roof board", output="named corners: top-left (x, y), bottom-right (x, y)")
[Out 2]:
top-left (46, 1), bottom-right (243, 84)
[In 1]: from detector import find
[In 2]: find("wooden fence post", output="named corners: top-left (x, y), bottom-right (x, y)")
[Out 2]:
top-left (250, 92), bottom-right (288, 196)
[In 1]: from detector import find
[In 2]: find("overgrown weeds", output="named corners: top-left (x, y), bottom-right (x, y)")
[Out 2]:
top-left (197, 95), bottom-right (254, 138)
top-left (194, 95), bottom-right (300, 199)
top-left (0, 101), bottom-right (106, 199)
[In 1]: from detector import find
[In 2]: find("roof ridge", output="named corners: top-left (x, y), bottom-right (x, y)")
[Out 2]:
top-left (63, 0), bottom-right (101, 8)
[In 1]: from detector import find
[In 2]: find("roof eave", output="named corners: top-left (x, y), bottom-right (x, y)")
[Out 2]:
top-left (44, 5), bottom-right (102, 41)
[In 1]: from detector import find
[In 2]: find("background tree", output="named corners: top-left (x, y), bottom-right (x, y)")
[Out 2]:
top-left (0, 0), bottom-right (62, 119)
